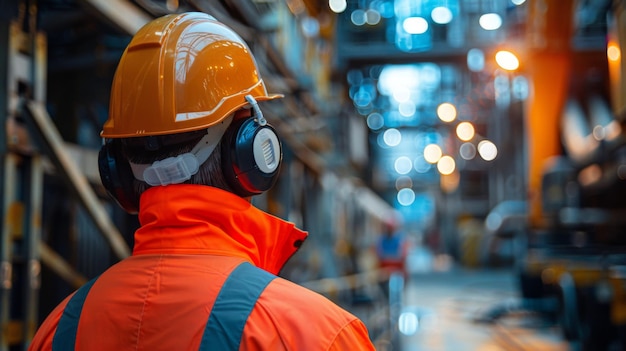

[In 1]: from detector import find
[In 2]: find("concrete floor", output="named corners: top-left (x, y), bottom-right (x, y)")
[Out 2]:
top-left (397, 266), bottom-right (568, 351)
top-left (347, 246), bottom-right (573, 351)
top-left (341, 245), bottom-right (584, 351)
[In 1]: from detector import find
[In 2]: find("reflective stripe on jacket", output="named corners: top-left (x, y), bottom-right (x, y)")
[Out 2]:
top-left (29, 185), bottom-right (376, 350)
top-left (52, 262), bottom-right (274, 350)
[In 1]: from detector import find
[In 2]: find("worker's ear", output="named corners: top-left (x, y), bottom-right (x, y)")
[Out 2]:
top-left (98, 139), bottom-right (139, 214)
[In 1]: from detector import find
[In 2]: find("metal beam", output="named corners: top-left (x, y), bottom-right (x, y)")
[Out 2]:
top-left (40, 243), bottom-right (87, 289)
top-left (24, 101), bottom-right (130, 260)
top-left (80, 0), bottom-right (151, 35)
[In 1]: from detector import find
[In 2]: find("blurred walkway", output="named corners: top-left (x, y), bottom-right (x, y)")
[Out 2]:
top-left (397, 252), bottom-right (569, 351)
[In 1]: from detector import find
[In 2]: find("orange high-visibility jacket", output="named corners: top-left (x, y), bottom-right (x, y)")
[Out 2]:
top-left (29, 185), bottom-right (376, 351)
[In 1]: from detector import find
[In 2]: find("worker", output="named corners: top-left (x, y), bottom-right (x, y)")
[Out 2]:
top-left (375, 221), bottom-right (410, 279)
top-left (29, 12), bottom-right (376, 351)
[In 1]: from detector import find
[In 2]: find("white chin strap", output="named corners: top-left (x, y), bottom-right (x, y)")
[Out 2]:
top-left (129, 115), bottom-right (233, 186)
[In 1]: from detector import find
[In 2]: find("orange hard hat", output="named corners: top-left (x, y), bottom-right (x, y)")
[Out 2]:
top-left (102, 12), bottom-right (282, 138)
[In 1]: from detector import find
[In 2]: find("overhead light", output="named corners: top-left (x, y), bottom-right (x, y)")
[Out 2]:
top-left (459, 143), bottom-right (476, 160)
top-left (403, 17), bottom-right (429, 34)
top-left (467, 48), bottom-right (485, 72)
top-left (328, 0), bottom-right (347, 13)
top-left (351, 9), bottom-right (366, 26)
top-left (607, 43), bottom-right (621, 62)
top-left (437, 102), bottom-right (457, 122)
top-left (437, 155), bottom-right (455, 175)
top-left (456, 122), bottom-right (475, 141)
top-left (397, 188), bottom-right (416, 206)
top-left (365, 9), bottom-right (382, 25)
top-left (431, 7), bottom-right (453, 24)
top-left (478, 140), bottom-right (498, 161)
top-left (495, 50), bottom-right (520, 71)
top-left (479, 13), bottom-right (502, 30)
top-left (394, 156), bottom-right (413, 175)
top-left (399, 101), bottom-right (416, 117)
top-left (383, 128), bottom-right (402, 147)
top-left (367, 112), bottom-right (385, 130)
top-left (424, 144), bottom-right (442, 164)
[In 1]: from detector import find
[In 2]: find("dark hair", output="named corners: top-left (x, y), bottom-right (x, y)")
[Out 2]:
top-left (122, 132), bottom-right (234, 197)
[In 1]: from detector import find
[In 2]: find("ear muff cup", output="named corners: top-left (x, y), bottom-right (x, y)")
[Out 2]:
top-left (221, 117), bottom-right (282, 197)
top-left (98, 139), bottom-right (140, 214)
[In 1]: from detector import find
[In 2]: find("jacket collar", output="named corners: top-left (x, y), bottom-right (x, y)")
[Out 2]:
top-left (133, 184), bottom-right (308, 275)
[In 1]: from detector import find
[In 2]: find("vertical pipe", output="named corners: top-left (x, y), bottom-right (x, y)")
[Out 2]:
top-left (607, 2), bottom-right (626, 120)
top-left (525, 0), bottom-right (577, 228)
top-left (0, 18), bottom-right (14, 351)
top-left (0, 154), bottom-right (17, 351)
top-left (24, 155), bottom-right (42, 344)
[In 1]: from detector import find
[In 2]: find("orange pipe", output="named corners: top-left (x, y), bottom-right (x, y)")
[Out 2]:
top-left (525, 0), bottom-right (576, 227)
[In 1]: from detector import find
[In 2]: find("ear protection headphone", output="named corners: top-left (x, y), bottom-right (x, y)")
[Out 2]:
top-left (221, 95), bottom-right (282, 197)
top-left (98, 138), bottom-right (140, 213)
top-left (98, 95), bottom-right (282, 213)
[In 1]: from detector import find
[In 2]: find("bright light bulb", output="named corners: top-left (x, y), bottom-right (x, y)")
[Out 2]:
top-left (383, 128), bottom-right (402, 147)
top-left (424, 144), bottom-right (443, 163)
top-left (437, 155), bottom-right (455, 175)
top-left (495, 50), bottom-right (520, 71)
top-left (431, 7), bottom-right (453, 24)
top-left (608, 44), bottom-right (621, 62)
top-left (479, 13), bottom-right (502, 30)
top-left (397, 188), bottom-right (416, 206)
top-left (403, 17), bottom-right (428, 34)
top-left (394, 156), bottom-right (413, 175)
top-left (437, 103), bottom-right (457, 122)
top-left (456, 122), bottom-right (475, 141)
top-left (478, 140), bottom-right (498, 161)
top-left (329, 0), bottom-right (347, 13)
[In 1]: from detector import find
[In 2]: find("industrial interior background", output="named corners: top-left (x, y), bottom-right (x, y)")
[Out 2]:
top-left (2, 0), bottom-right (626, 350)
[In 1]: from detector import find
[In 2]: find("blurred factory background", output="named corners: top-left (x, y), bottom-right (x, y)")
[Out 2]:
top-left (2, 0), bottom-right (626, 350)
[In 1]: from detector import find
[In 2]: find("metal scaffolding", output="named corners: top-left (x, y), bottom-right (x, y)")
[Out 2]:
top-left (0, 2), bottom-right (130, 348)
